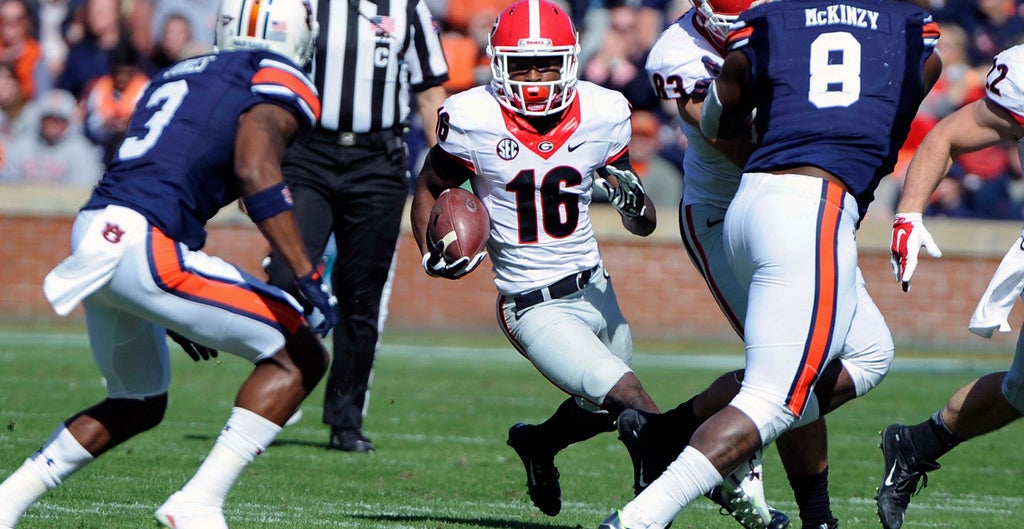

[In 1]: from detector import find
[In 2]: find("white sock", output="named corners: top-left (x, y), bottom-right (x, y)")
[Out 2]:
top-left (177, 407), bottom-right (281, 507)
top-left (623, 446), bottom-right (723, 528)
top-left (0, 425), bottom-right (94, 526)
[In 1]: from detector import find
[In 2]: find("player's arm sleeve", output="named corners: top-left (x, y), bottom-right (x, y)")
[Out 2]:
top-left (249, 57), bottom-right (321, 132)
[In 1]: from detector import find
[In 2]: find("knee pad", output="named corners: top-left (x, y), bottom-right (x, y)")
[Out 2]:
top-left (74, 394), bottom-right (168, 445)
top-left (730, 389), bottom-right (797, 445)
top-left (840, 342), bottom-right (894, 397)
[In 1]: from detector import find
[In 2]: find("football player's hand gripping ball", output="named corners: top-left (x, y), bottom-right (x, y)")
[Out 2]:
top-left (890, 212), bottom-right (942, 292)
top-left (421, 229), bottom-right (486, 280)
top-left (296, 265), bottom-right (338, 337)
top-left (167, 329), bottom-right (218, 361)
top-left (597, 165), bottom-right (647, 218)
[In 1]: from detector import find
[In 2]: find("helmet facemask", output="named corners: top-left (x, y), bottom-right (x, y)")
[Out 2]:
top-left (693, 0), bottom-right (745, 49)
top-left (490, 49), bottom-right (578, 116)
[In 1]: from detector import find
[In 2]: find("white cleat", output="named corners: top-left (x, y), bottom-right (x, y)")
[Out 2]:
top-left (155, 492), bottom-right (228, 529)
top-left (284, 407), bottom-right (303, 427)
top-left (707, 448), bottom-right (790, 529)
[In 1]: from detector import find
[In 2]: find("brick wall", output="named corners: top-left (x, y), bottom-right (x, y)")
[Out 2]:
top-left (3, 201), bottom-right (1021, 351)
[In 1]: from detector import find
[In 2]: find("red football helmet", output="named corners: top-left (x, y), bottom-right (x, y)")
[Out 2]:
top-left (487, 0), bottom-right (580, 116)
top-left (692, 0), bottom-right (754, 48)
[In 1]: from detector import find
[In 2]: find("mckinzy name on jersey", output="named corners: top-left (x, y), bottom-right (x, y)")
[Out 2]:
top-left (804, 5), bottom-right (880, 29)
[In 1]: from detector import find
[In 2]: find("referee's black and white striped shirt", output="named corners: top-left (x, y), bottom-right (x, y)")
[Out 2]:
top-left (312, 0), bottom-right (449, 133)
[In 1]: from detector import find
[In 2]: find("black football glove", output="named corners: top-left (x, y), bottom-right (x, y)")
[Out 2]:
top-left (167, 329), bottom-right (218, 362)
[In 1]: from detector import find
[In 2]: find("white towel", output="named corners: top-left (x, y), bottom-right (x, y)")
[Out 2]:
top-left (43, 207), bottom-right (142, 316)
top-left (969, 232), bottom-right (1024, 338)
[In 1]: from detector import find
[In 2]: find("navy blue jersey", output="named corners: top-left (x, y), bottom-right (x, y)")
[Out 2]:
top-left (729, 0), bottom-right (938, 216)
top-left (84, 50), bottom-right (320, 250)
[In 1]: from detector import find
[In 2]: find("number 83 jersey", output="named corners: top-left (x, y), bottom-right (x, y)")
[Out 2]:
top-left (436, 82), bottom-right (631, 296)
top-left (733, 0), bottom-right (938, 218)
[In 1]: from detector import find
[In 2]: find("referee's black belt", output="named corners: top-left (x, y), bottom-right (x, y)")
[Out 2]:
top-left (513, 264), bottom-right (600, 312)
top-left (314, 127), bottom-right (403, 147)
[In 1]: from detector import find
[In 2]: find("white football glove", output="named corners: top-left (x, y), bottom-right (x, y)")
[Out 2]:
top-left (596, 165), bottom-right (647, 218)
top-left (421, 230), bottom-right (486, 280)
top-left (890, 212), bottom-right (942, 292)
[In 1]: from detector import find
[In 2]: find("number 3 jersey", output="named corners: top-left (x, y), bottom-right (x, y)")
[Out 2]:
top-left (436, 82), bottom-right (631, 296)
top-left (731, 0), bottom-right (939, 218)
top-left (83, 50), bottom-right (320, 250)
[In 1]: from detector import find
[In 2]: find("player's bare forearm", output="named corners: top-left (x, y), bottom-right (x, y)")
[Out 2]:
top-left (417, 86), bottom-right (447, 147)
top-left (411, 170), bottom-right (437, 255)
top-left (411, 147), bottom-right (470, 254)
top-left (256, 212), bottom-right (315, 278)
top-left (898, 99), bottom-right (1019, 213)
top-left (235, 104), bottom-right (313, 277)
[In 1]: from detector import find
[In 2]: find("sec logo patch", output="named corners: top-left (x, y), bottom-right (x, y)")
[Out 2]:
top-left (497, 138), bottom-right (519, 160)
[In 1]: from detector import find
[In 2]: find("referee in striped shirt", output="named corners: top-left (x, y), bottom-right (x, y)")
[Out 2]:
top-left (266, 0), bottom-right (449, 453)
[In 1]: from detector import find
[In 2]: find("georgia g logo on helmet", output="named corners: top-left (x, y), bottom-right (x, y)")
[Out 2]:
top-left (486, 0), bottom-right (581, 117)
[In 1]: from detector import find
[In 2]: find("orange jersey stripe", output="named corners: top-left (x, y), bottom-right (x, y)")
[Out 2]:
top-left (247, 0), bottom-right (263, 37)
top-left (148, 228), bottom-right (304, 334)
top-left (252, 67), bottom-right (322, 121)
top-left (787, 182), bottom-right (844, 416)
top-left (922, 21), bottom-right (940, 39)
top-left (726, 26), bottom-right (753, 48)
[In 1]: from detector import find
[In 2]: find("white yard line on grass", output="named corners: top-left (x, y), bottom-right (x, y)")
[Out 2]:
top-left (0, 330), bottom-right (1011, 374)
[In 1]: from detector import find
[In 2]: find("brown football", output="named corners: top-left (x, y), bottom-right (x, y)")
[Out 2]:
top-left (428, 187), bottom-right (490, 262)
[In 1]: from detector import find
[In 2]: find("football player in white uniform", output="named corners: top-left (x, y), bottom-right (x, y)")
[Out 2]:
top-left (881, 43), bottom-right (1024, 529)
top-left (410, 0), bottom-right (661, 517)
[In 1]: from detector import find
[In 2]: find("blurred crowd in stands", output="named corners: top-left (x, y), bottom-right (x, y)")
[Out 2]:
top-left (2, 0), bottom-right (1024, 220)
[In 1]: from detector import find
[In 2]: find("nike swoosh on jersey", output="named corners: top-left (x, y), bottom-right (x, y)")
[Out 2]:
top-left (706, 218), bottom-right (725, 227)
top-left (567, 141), bottom-right (586, 152)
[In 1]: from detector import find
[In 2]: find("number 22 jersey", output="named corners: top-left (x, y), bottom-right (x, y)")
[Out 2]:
top-left (83, 50), bottom-right (320, 250)
top-left (436, 82), bottom-right (631, 296)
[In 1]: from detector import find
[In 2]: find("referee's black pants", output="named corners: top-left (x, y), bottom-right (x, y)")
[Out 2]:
top-left (267, 128), bottom-right (409, 439)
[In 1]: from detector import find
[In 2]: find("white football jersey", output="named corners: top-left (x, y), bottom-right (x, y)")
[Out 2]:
top-left (986, 44), bottom-right (1024, 167)
top-left (645, 11), bottom-right (742, 209)
top-left (437, 81), bottom-right (630, 296)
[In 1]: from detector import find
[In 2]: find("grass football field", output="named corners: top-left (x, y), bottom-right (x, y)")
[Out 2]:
top-left (0, 325), bottom-right (1021, 529)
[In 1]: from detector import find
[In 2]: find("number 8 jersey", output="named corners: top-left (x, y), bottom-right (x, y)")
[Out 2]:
top-left (83, 50), bottom-right (320, 251)
top-left (436, 81), bottom-right (631, 296)
top-left (731, 0), bottom-right (939, 219)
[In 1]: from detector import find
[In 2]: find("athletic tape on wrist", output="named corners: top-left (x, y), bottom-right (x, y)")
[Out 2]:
top-left (243, 182), bottom-right (294, 223)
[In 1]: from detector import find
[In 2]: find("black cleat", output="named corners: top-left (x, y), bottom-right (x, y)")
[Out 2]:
top-left (328, 428), bottom-right (375, 453)
top-left (876, 424), bottom-right (940, 529)
top-left (507, 423), bottom-right (561, 516)
top-left (802, 520), bottom-right (839, 529)
top-left (617, 408), bottom-right (676, 496)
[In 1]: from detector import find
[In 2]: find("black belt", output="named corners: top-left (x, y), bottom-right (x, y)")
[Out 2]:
top-left (313, 127), bottom-right (403, 147)
top-left (513, 264), bottom-right (600, 312)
